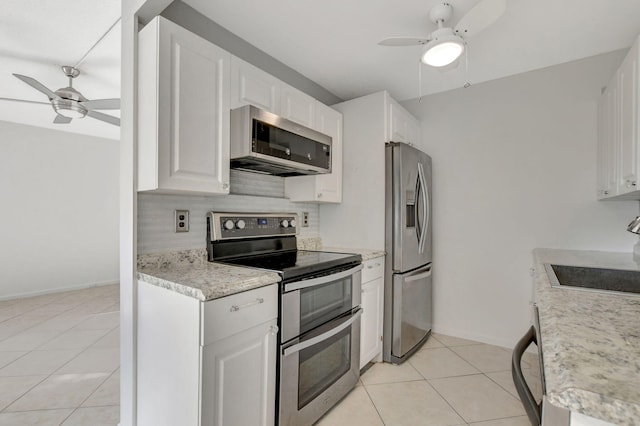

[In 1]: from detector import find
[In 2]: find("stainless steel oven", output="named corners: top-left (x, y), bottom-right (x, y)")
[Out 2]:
top-left (206, 212), bottom-right (363, 426)
top-left (279, 265), bottom-right (362, 426)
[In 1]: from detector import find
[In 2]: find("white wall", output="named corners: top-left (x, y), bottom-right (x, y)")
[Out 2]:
top-left (402, 51), bottom-right (639, 348)
top-left (0, 121), bottom-right (119, 299)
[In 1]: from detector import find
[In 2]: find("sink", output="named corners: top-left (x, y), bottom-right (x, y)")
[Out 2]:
top-left (544, 263), bottom-right (640, 295)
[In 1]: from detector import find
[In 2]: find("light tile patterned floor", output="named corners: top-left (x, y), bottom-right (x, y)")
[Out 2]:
top-left (318, 333), bottom-right (542, 426)
top-left (0, 285), bottom-right (541, 426)
top-left (0, 285), bottom-right (119, 425)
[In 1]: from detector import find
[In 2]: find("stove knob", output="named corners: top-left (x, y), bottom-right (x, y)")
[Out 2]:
top-left (236, 219), bottom-right (246, 230)
top-left (280, 219), bottom-right (289, 228)
top-left (223, 219), bottom-right (235, 230)
top-left (290, 219), bottom-right (296, 228)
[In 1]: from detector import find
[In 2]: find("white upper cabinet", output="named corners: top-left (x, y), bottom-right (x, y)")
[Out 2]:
top-left (388, 97), bottom-right (420, 144)
top-left (597, 76), bottom-right (618, 199)
top-left (617, 44), bottom-right (639, 196)
top-left (138, 16), bottom-right (230, 195)
top-left (279, 84), bottom-right (316, 128)
top-left (597, 35), bottom-right (640, 200)
top-left (230, 57), bottom-right (280, 113)
top-left (229, 57), bottom-right (316, 128)
top-left (284, 103), bottom-right (343, 203)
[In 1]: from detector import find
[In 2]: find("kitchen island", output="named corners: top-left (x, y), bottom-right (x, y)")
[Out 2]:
top-left (533, 248), bottom-right (640, 425)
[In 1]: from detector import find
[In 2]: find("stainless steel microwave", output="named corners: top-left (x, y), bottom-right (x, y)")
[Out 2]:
top-left (230, 105), bottom-right (332, 176)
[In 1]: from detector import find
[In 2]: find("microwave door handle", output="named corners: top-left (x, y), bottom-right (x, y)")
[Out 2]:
top-left (268, 142), bottom-right (290, 154)
top-left (417, 162), bottom-right (428, 254)
top-left (284, 264), bottom-right (363, 292)
top-left (282, 309), bottom-right (362, 357)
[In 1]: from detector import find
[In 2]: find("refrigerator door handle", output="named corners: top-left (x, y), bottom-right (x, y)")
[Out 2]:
top-left (405, 265), bottom-right (432, 282)
top-left (417, 162), bottom-right (429, 254)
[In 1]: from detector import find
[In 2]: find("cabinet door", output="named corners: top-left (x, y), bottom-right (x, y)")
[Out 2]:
top-left (314, 103), bottom-right (343, 202)
top-left (388, 98), bottom-right (419, 144)
top-left (230, 56), bottom-right (280, 113)
top-left (617, 46), bottom-right (639, 194)
top-left (597, 84), bottom-right (618, 199)
top-left (360, 276), bottom-right (384, 368)
top-left (202, 319), bottom-right (277, 426)
top-left (284, 103), bottom-right (343, 203)
top-left (138, 17), bottom-right (230, 194)
top-left (280, 84), bottom-right (316, 127)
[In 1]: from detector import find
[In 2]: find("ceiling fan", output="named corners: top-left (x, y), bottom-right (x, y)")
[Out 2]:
top-left (1, 66), bottom-right (120, 126)
top-left (379, 0), bottom-right (506, 68)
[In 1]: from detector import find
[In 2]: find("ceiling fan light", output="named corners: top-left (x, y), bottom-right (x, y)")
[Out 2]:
top-left (52, 99), bottom-right (87, 119)
top-left (421, 37), bottom-right (465, 67)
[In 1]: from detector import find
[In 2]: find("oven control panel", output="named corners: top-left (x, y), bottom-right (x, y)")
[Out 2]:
top-left (208, 212), bottom-right (298, 241)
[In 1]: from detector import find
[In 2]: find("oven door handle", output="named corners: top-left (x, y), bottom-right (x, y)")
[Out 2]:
top-left (283, 308), bottom-right (362, 357)
top-left (284, 264), bottom-right (363, 292)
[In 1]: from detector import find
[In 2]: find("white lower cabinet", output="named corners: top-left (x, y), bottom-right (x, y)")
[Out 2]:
top-left (360, 256), bottom-right (385, 368)
top-left (201, 319), bottom-right (277, 426)
top-left (137, 281), bottom-right (278, 426)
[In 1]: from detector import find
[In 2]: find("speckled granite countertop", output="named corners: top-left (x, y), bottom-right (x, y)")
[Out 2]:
top-left (533, 248), bottom-right (640, 425)
top-left (136, 242), bottom-right (384, 302)
top-left (322, 246), bottom-right (386, 261)
top-left (137, 249), bottom-right (280, 301)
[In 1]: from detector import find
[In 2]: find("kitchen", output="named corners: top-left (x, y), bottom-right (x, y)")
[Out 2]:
top-left (1, 0), bottom-right (640, 425)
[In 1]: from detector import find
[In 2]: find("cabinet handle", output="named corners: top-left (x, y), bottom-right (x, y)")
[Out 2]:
top-left (270, 325), bottom-right (279, 336)
top-left (230, 297), bottom-right (264, 312)
top-left (222, 183), bottom-right (230, 190)
top-left (604, 190), bottom-right (609, 195)
top-left (317, 193), bottom-right (323, 198)
top-left (529, 267), bottom-right (536, 277)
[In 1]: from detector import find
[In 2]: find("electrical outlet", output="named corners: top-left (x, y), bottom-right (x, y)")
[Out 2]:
top-left (175, 210), bottom-right (189, 233)
top-left (302, 212), bottom-right (309, 227)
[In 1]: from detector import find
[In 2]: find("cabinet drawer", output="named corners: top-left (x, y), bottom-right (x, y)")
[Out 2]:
top-left (362, 257), bottom-right (384, 283)
top-left (202, 284), bottom-right (278, 345)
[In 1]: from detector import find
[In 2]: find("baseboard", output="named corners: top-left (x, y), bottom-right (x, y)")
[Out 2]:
top-left (0, 280), bottom-right (119, 302)
top-left (432, 325), bottom-right (523, 350)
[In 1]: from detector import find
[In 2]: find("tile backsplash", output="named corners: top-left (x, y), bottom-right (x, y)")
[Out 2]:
top-left (137, 192), bottom-right (320, 254)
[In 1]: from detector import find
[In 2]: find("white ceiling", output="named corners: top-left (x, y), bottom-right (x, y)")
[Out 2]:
top-left (183, 0), bottom-right (640, 101)
top-left (0, 0), bottom-right (121, 140)
top-left (3, 0), bottom-right (640, 140)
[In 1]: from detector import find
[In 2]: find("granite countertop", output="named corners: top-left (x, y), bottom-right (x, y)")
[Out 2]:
top-left (532, 248), bottom-right (640, 425)
top-left (321, 246), bottom-right (386, 261)
top-left (137, 249), bottom-right (280, 301)
top-left (136, 242), bottom-right (384, 302)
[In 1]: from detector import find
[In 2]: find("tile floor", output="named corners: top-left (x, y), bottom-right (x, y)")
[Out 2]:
top-left (317, 333), bottom-right (542, 426)
top-left (0, 284), bottom-right (119, 426)
top-left (0, 285), bottom-right (542, 426)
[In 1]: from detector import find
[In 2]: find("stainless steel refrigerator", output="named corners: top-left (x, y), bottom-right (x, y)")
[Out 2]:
top-left (383, 142), bottom-right (433, 364)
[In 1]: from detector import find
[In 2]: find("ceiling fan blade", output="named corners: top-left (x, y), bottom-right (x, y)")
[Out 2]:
top-left (378, 37), bottom-right (430, 46)
top-left (0, 97), bottom-right (51, 106)
top-left (80, 98), bottom-right (120, 110)
top-left (53, 114), bottom-right (72, 124)
top-left (86, 110), bottom-right (120, 126)
top-left (454, 0), bottom-right (506, 38)
top-left (13, 74), bottom-right (59, 100)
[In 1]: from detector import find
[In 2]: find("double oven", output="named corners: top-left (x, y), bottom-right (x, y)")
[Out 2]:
top-left (206, 212), bottom-right (362, 426)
